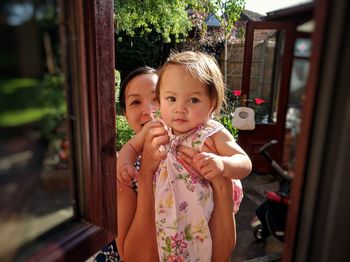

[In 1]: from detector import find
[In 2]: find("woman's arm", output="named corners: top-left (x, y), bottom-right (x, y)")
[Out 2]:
top-left (117, 122), bottom-right (168, 261)
top-left (209, 176), bottom-right (236, 261)
top-left (116, 182), bottom-right (137, 259)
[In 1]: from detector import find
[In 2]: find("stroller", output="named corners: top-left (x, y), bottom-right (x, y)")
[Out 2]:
top-left (251, 140), bottom-right (292, 242)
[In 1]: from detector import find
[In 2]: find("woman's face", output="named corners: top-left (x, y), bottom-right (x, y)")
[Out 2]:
top-left (124, 73), bottom-right (159, 133)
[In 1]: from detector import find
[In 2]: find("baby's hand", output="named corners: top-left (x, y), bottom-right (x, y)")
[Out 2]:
top-left (118, 163), bottom-right (139, 186)
top-left (193, 152), bottom-right (224, 181)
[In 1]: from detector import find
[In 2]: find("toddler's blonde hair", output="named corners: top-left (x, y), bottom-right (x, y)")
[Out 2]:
top-left (156, 51), bottom-right (226, 116)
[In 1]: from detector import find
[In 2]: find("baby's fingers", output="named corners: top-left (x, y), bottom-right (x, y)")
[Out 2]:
top-left (125, 166), bottom-right (139, 180)
top-left (193, 153), bottom-right (209, 170)
top-left (119, 171), bottom-right (131, 185)
top-left (201, 167), bottom-right (218, 180)
top-left (193, 152), bottom-right (210, 162)
top-left (118, 168), bottom-right (134, 185)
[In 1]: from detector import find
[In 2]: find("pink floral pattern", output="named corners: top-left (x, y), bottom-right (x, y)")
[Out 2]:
top-left (233, 179), bottom-right (243, 214)
top-left (154, 120), bottom-right (243, 261)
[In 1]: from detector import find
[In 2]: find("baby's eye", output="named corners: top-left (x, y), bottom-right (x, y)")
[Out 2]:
top-left (189, 97), bottom-right (199, 104)
top-left (167, 96), bottom-right (176, 102)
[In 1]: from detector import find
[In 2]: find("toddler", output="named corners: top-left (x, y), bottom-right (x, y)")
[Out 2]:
top-left (118, 51), bottom-right (252, 261)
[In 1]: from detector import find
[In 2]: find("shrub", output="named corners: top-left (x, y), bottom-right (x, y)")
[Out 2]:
top-left (116, 115), bottom-right (134, 151)
top-left (219, 114), bottom-right (238, 140)
top-left (115, 69), bottom-right (134, 151)
top-left (219, 90), bottom-right (238, 140)
top-left (35, 74), bottom-right (67, 141)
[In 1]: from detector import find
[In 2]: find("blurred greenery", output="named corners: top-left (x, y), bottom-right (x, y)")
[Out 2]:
top-left (218, 90), bottom-right (238, 139)
top-left (116, 116), bottom-right (134, 151)
top-left (219, 114), bottom-right (238, 139)
top-left (115, 69), bottom-right (122, 114)
top-left (115, 69), bottom-right (134, 151)
top-left (0, 74), bottom-right (67, 140)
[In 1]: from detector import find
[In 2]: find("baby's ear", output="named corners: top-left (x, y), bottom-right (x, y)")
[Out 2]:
top-left (210, 102), bottom-right (217, 114)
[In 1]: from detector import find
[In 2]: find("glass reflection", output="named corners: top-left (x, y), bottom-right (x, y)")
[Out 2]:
top-left (249, 29), bottom-right (286, 124)
top-left (0, 0), bottom-right (74, 260)
top-left (284, 38), bottom-right (311, 171)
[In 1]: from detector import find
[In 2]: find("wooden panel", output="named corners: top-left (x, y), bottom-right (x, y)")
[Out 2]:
top-left (283, 0), bottom-right (339, 260)
top-left (60, 0), bottom-right (116, 233)
top-left (83, 0), bottom-right (117, 233)
top-left (239, 21), bottom-right (296, 173)
top-left (239, 126), bottom-right (280, 173)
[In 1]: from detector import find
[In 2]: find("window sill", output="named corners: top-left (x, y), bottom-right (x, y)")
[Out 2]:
top-left (17, 220), bottom-right (115, 261)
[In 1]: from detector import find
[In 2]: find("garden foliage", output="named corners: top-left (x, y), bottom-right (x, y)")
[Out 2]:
top-left (114, 0), bottom-right (247, 142)
top-left (115, 0), bottom-right (193, 43)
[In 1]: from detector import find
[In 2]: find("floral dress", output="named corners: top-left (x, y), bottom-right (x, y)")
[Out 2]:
top-left (154, 119), bottom-right (243, 262)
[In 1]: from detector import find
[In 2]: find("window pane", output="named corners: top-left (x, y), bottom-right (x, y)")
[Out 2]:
top-left (249, 29), bottom-right (286, 124)
top-left (284, 57), bottom-right (311, 170)
top-left (0, 0), bottom-right (74, 259)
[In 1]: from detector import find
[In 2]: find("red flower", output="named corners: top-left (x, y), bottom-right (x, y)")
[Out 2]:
top-left (255, 98), bottom-right (265, 105)
top-left (232, 90), bottom-right (241, 97)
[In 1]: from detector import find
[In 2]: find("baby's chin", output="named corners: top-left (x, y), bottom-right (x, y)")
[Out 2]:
top-left (171, 128), bottom-right (192, 136)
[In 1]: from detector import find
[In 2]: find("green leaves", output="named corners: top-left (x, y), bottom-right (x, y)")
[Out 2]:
top-left (116, 116), bottom-right (135, 151)
top-left (114, 0), bottom-right (245, 43)
top-left (219, 113), bottom-right (238, 139)
top-left (197, 0), bottom-right (245, 34)
top-left (184, 224), bottom-right (193, 241)
top-left (115, 0), bottom-right (192, 42)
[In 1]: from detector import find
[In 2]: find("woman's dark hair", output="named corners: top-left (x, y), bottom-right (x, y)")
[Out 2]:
top-left (119, 66), bottom-right (157, 114)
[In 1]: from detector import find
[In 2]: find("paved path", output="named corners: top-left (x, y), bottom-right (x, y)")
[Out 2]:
top-left (231, 173), bottom-right (284, 261)
top-left (0, 126), bottom-right (73, 260)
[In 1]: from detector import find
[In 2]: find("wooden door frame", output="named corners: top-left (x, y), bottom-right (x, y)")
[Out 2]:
top-left (79, 0), bottom-right (117, 231)
top-left (239, 21), bottom-right (296, 173)
top-left (60, 0), bottom-right (116, 235)
top-left (284, 0), bottom-right (349, 260)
